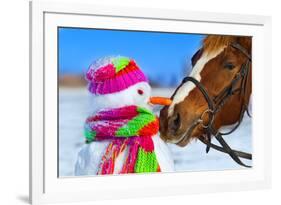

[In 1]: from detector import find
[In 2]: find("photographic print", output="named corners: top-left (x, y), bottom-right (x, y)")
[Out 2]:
top-left (58, 28), bottom-right (252, 177)
top-left (30, 3), bottom-right (271, 203)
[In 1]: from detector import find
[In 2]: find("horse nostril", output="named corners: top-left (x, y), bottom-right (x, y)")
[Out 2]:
top-left (169, 113), bottom-right (181, 133)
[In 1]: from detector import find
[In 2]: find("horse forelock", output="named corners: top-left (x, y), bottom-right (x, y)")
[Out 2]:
top-left (168, 46), bottom-right (226, 117)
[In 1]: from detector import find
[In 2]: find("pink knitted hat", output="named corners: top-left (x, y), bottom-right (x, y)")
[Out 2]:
top-left (86, 56), bottom-right (148, 95)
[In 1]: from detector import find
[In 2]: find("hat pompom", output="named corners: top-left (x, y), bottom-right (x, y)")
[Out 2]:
top-left (86, 57), bottom-right (114, 82)
top-left (92, 64), bottom-right (116, 82)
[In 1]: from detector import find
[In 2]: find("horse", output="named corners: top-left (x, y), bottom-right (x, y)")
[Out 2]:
top-left (159, 35), bottom-right (252, 167)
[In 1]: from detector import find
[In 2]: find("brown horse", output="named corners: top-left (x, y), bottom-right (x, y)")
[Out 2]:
top-left (159, 35), bottom-right (252, 166)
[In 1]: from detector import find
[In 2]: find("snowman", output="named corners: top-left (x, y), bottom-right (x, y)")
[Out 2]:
top-left (75, 56), bottom-right (174, 175)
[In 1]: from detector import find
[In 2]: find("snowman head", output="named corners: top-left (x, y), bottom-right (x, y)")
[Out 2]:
top-left (86, 56), bottom-right (153, 112)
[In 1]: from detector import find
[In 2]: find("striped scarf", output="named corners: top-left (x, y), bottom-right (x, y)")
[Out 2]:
top-left (84, 105), bottom-right (161, 174)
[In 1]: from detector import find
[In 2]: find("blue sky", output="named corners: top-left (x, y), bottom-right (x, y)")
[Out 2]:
top-left (58, 27), bottom-right (205, 86)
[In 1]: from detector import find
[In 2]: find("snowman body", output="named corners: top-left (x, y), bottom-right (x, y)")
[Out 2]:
top-left (75, 82), bottom-right (174, 175)
top-left (75, 134), bottom-right (174, 175)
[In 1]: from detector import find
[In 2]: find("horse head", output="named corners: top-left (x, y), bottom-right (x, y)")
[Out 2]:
top-left (160, 35), bottom-right (252, 147)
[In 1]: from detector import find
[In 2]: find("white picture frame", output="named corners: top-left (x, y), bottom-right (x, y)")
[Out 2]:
top-left (29, 1), bottom-right (272, 204)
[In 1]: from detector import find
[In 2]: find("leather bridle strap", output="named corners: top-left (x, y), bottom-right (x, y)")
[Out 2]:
top-left (182, 77), bottom-right (215, 111)
top-left (199, 130), bottom-right (252, 167)
top-left (198, 136), bottom-right (252, 159)
top-left (214, 131), bottom-right (252, 167)
top-left (231, 42), bottom-right (252, 61)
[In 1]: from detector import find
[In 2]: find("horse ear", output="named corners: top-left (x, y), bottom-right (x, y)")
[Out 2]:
top-left (191, 48), bottom-right (203, 67)
top-left (237, 36), bottom-right (252, 55)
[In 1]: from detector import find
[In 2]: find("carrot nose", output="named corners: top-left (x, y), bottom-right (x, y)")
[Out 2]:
top-left (149, 97), bottom-right (172, 106)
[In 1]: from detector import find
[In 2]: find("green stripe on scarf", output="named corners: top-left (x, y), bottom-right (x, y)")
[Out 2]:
top-left (135, 148), bottom-right (158, 172)
top-left (116, 107), bottom-right (155, 137)
top-left (84, 130), bottom-right (96, 142)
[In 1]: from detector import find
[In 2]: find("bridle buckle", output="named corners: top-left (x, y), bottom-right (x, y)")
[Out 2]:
top-left (199, 109), bottom-right (214, 129)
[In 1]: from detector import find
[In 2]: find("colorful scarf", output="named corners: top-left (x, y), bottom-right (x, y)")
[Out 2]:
top-left (84, 105), bottom-right (161, 174)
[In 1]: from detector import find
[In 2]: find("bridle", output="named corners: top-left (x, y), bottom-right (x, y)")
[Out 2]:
top-left (182, 42), bottom-right (252, 167)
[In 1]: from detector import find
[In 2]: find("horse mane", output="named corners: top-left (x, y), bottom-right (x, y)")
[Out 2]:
top-left (202, 35), bottom-right (252, 54)
top-left (202, 35), bottom-right (235, 54)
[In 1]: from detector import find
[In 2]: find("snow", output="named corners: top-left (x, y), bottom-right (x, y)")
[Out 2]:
top-left (59, 87), bottom-right (252, 176)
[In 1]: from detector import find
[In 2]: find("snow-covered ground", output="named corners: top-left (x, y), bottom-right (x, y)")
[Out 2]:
top-left (59, 87), bottom-right (252, 176)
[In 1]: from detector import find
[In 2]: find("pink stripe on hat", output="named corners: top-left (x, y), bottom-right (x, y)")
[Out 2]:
top-left (88, 68), bottom-right (148, 95)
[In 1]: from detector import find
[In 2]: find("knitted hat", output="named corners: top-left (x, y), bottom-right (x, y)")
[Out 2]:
top-left (86, 56), bottom-right (148, 95)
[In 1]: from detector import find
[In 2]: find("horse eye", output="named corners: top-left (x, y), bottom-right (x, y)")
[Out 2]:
top-left (224, 62), bottom-right (235, 70)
